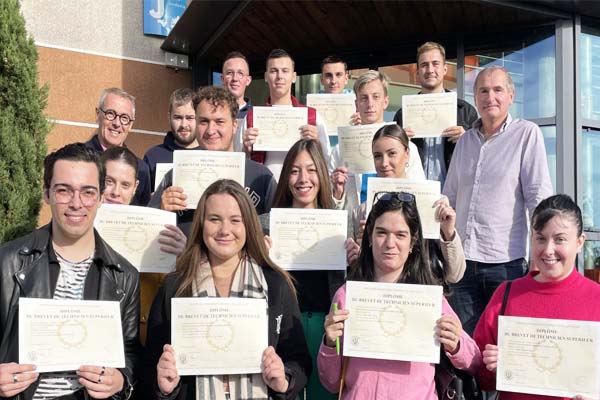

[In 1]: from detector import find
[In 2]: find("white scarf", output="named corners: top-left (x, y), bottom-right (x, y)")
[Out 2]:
top-left (192, 254), bottom-right (269, 400)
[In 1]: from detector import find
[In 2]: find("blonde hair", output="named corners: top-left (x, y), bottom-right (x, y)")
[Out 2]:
top-left (416, 42), bottom-right (446, 63)
top-left (353, 70), bottom-right (390, 97)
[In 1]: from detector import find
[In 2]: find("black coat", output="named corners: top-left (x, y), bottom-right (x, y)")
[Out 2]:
top-left (0, 224), bottom-right (140, 400)
top-left (142, 267), bottom-right (312, 400)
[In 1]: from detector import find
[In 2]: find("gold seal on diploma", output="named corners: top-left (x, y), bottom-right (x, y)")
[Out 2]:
top-left (197, 168), bottom-right (218, 187)
top-left (297, 226), bottom-right (320, 250)
top-left (358, 139), bottom-right (371, 158)
top-left (420, 107), bottom-right (438, 123)
top-left (271, 120), bottom-right (288, 137)
top-left (123, 225), bottom-right (148, 253)
top-left (206, 319), bottom-right (235, 352)
top-left (532, 339), bottom-right (562, 373)
top-left (378, 306), bottom-right (406, 337)
top-left (57, 319), bottom-right (88, 349)
top-left (323, 107), bottom-right (339, 124)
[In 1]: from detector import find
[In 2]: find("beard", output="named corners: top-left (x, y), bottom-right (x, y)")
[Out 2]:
top-left (173, 129), bottom-right (196, 146)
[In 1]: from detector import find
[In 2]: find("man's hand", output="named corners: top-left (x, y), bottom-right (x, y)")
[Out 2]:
top-left (299, 124), bottom-right (318, 141)
top-left (160, 186), bottom-right (187, 211)
top-left (350, 112), bottom-right (361, 126)
top-left (442, 126), bottom-right (466, 143)
top-left (243, 128), bottom-right (259, 153)
top-left (77, 365), bottom-right (124, 399)
top-left (331, 166), bottom-right (349, 200)
top-left (0, 363), bottom-right (38, 398)
top-left (403, 127), bottom-right (416, 138)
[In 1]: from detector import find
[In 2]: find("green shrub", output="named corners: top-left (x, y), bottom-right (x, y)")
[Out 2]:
top-left (0, 0), bottom-right (51, 243)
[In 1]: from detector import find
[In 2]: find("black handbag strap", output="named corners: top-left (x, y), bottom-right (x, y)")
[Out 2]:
top-left (500, 280), bottom-right (513, 316)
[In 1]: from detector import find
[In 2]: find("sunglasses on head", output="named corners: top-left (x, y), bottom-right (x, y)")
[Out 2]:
top-left (373, 191), bottom-right (416, 205)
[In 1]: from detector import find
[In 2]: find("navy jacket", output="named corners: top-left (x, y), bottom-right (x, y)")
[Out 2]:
top-left (143, 131), bottom-right (201, 190)
top-left (148, 158), bottom-right (277, 237)
top-left (85, 135), bottom-right (152, 206)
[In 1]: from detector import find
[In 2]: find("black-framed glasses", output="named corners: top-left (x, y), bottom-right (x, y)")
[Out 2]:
top-left (50, 185), bottom-right (100, 207)
top-left (373, 191), bottom-right (416, 205)
top-left (99, 108), bottom-right (134, 126)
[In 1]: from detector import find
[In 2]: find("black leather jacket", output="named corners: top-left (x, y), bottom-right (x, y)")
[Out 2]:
top-left (0, 225), bottom-right (141, 400)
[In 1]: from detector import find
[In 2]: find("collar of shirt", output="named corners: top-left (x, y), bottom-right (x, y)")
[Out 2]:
top-left (474, 113), bottom-right (514, 141)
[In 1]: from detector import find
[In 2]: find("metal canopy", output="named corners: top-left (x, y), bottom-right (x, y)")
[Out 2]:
top-left (162, 0), bottom-right (598, 75)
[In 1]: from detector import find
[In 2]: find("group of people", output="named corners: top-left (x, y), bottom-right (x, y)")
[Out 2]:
top-left (0, 40), bottom-right (598, 400)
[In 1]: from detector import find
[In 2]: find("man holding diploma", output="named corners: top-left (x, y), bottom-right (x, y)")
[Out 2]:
top-left (149, 86), bottom-right (277, 237)
top-left (393, 42), bottom-right (478, 185)
top-left (242, 48), bottom-right (331, 180)
top-left (0, 143), bottom-right (140, 399)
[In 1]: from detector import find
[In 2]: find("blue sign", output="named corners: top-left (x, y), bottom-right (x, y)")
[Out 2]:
top-left (144, 0), bottom-right (186, 37)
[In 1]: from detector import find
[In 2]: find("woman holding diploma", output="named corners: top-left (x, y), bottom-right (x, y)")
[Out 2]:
top-left (474, 194), bottom-right (600, 400)
top-left (259, 139), bottom-right (347, 400)
top-left (101, 147), bottom-right (186, 345)
top-left (318, 192), bottom-right (481, 399)
top-left (145, 179), bottom-right (311, 399)
top-left (101, 147), bottom-right (186, 256)
top-left (349, 124), bottom-right (465, 285)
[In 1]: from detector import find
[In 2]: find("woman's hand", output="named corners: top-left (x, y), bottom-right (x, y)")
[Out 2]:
top-left (261, 346), bottom-right (288, 393)
top-left (436, 315), bottom-right (462, 354)
top-left (264, 235), bottom-right (273, 252)
top-left (161, 186), bottom-right (187, 211)
top-left (0, 363), bottom-right (38, 398)
top-left (331, 167), bottom-right (349, 200)
top-left (482, 344), bottom-right (499, 372)
top-left (434, 196), bottom-right (456, 241)
top-left (324, 307), bottom-right (349, 348)
top-left (345, 238), bottom-right (360, 266)
top-left (77, 366), bottom-right (124, 399)
top-left (157, 344), bottom-right (180, 396)
top-left (158, 224), bottom-right (187, 256)
top-left (356, 219), bottom-right (366, 247)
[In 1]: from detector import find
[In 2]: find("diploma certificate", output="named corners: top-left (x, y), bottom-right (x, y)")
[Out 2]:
top-left (306, 93), bottom-right (356, 135)
top-left (338, 123), bottom-right (387, 174)
top-left (172, 150), bottom-right (245, 209)
top-left (497, 316), bottom-right (600, 398)
top-left (19, 298), bottom-right (125, 372)
top-left (171, 297), bottom-right (268, 376)
top-left (401, 92), bottom-right (457, 137)
top-left (154, 163), bottom-right (173, 191)
top-left (95, 204), bottom-right (177, 273)
top-left (343, 281), bottom-right (442, 363)
top-left (252, 106), bottom-right (308, 151)
top-left (366, 178), bottom-right (441, 239)
top-left (269, 208), bottom-right (347, 271)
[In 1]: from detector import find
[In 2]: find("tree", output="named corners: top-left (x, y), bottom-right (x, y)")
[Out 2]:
top-left (0, 0), bottom-right (51, 243)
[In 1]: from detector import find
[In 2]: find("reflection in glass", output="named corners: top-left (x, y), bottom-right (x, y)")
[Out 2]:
top-left (583, 241), bottom-right (600, 270)
top-left (540, 126), bottom-right (556, 190)
top-left (582, 129), bottom-right (600, 231)
top-left (581, 31), bottom-right (600, 121)
top-left (464, 34), bottom-right (555, 120)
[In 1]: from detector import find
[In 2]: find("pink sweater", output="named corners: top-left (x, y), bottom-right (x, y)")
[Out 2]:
top-left (317, 283), bottom-right (482, 400)
top-left (473, 268), bottom-right (600, 400)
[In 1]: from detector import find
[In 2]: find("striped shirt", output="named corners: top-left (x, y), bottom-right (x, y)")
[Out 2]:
top-left (32, 251), bottom-right (93, 400)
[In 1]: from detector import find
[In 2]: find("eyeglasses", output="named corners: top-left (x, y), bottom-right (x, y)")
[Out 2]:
top-left (224, 71), bottom-right (247, 79)
top-left (50, 185), bottom-right (100, 207)
top-left (373, 191), bottom-right (416, 205)
top-left (99, 108), bottom-right (134, 126)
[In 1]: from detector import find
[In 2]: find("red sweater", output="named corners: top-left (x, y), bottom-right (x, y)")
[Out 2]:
top-left (473, 268), bottom-right (600, 399)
